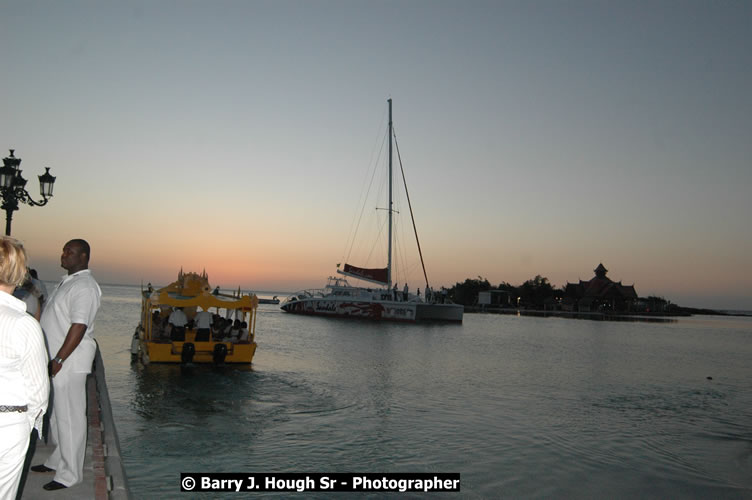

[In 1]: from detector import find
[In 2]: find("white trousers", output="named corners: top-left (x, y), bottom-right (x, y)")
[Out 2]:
top-left (45, 371), bottom-right (88, 487)
top-left (0, 415), bottom-right (31, 499)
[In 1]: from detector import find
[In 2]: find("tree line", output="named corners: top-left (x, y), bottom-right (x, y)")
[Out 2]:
top-left (446, 275), bottom-right (558, 308)
top-left (445, 275), bottom-right (673, 311)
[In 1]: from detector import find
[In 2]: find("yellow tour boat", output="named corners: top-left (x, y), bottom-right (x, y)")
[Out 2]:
top-left (131, 270), bottom-right (259, 365)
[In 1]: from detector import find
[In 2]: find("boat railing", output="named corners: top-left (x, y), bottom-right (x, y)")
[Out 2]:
top-left (284, 287), bottom-right (430, 303)
top-left (141, 300), bottom-right (257, 343)
top-left (283, 288), bottom-right (332, 302)
top-left (302, 289), bottom-right (331, 299)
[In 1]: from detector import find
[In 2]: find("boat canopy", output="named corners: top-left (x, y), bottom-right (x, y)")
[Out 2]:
top-left (148, 290), bottom-right (258, 311)
top-left (338, 264), bottom-right (389, 286)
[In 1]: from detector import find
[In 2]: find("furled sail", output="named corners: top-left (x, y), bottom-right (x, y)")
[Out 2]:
top-left (338, 264), bottom-right (388, 286)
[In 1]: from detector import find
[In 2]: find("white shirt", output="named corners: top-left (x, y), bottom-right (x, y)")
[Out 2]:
top-left (0, 291), bottom-right (49, 431)
top-left (40, 269), bottom-right (102, 374)
top-left (13, 287), bottom-right (40, 317)
top-left (194, 310), bottom-right (212, 329)
top-left (168, 309), bottom-right (188, 327)
top-left (31, 277), bottom-right (48, 301)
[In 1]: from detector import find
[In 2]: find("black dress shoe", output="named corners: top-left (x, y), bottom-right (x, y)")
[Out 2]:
top-left (43, 480), bottom-right (67, 491)
top-left (31, 464), bottom-right (55, 473)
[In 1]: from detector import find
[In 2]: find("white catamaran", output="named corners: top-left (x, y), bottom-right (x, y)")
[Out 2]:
top-left (281, 99), bottom-right (463, 322)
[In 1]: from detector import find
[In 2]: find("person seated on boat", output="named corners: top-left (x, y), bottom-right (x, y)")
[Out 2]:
top-left (194, 307), bottom-right (213, 342)
top-left (210, 315), bottom-right (222, 341)
top-left (151, 310), bottom-right (165, 340)
top-left (238, 321), bottom-right (250, 342)
top-left (212, 316), bottom-right (230, 341)
top-left (222, 318), bottom-right (234, 339)
top-left (168, 307), bottom-right (188, 341)
top-left (226, 319), bottom-right (241, 342)
top-left (159, 316), bottom-right (170, 340)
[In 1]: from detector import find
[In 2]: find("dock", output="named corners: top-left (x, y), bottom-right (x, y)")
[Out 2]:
top-left (20, 348), bottom-right (130, 499)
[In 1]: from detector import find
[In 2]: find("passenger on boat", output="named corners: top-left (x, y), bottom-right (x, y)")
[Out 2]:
top-left (222, 319), bottom-right (234, 339)
top-left (168, 307), bottom-right (188, 341)
top-left (403, 283), bottom-right (409, 302)
top-left (238, 321), bottom-right (250, 342)
top-left (193, 307), bottom-right (212, 342)
top-left (226, 319), bottom-right (247, 342)
top-left (150, 311), bottom-right (166, 340)
top-left (212, 316), bottom-right (230, 341)
top-left (210, 315), bottom-right (221, 341)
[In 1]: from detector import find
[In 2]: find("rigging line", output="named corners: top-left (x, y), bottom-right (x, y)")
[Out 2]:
top-left (392, 125), bottom-right (430, 290)
top-left (392, 214), bottom-right (403, 284)
top-left (341, 106), bottom-right (388, 266)
top-left (393, 205), bottom-right (409, 285)
top-left (365, 211), bottom-right (388, 267)
top-left (342, 126), bottom-right (388, 266)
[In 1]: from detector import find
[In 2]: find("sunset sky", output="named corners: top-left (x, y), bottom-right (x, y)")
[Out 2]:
top-left (2, 1), bottom-right (750, 310)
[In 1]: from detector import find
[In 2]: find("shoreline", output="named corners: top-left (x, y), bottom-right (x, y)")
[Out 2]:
top-left (462, 306), bottom-right (746, 321)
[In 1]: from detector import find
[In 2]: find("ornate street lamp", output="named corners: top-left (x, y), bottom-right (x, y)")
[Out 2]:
top-left (0, 149), bottom-right (57, 235)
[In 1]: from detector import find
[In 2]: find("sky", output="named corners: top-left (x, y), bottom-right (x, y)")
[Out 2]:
top-left (1, 1), bottom-right (750, 310)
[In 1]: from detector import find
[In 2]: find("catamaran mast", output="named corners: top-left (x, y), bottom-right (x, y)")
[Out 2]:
top-left (387, 98), bottom-right (393, 289)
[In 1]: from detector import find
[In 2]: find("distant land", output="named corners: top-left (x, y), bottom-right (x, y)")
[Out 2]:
top-left (444, 275), bottom-right (751, 318)
top-left (66, 281), bottom-right (750, 317)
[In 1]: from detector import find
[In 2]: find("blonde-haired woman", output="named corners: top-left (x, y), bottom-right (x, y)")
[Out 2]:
top-left (0, 236), bottom-right (49, 499)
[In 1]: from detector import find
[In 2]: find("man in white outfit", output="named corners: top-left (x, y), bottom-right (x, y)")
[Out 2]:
top-left (194, 307), bottom-right (213, 341)
top-left (168, 306), bottom-right (188, 340)
top-left (0, 237), bottom-right (49, 499)
top-left (33, 239), bottom-right (101, 491)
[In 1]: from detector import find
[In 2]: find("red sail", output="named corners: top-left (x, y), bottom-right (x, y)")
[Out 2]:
top-left (341, 264), bottom-right (388, 285)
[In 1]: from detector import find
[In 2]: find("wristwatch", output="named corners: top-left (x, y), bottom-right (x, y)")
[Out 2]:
top-left (53, 357), bottom-right (64, 365)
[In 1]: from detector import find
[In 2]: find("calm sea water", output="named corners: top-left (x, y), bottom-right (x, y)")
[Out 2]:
top-left (94, 284), bottom-right (752, 499)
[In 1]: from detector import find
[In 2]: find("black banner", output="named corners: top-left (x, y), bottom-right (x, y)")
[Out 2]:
top-left (180, 473), bottom-right (460, 493)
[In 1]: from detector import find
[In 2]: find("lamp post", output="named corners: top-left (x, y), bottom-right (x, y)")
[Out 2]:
top-left (0, 149), bottom-right (57, 236)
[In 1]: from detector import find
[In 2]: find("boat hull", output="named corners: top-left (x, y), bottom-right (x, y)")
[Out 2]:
top-left (416, 303), bottom-right (464, 322)
top-left (281, 297), bottom-right (462, 322)
top-left (138, 332), bottom-right (257, 364)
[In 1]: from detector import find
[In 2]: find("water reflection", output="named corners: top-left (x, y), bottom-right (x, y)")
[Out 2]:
top-left (97, 285), bottom-right (752, 498)
top-left (491, 309), bottom-right (681, 322)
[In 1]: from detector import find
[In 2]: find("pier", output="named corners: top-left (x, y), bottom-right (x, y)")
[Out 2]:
top-left (21, 348), bottom-right (130, 499)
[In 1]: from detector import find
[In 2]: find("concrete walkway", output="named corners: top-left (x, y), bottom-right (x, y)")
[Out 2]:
top-left (20, 349), bottom-right (129, 499)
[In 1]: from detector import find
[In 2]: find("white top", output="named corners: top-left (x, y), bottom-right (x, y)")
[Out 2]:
top-left (32, 277), bottom-right (48, 300)
top-left (194, 310), bottom-right (212, 329)
top-left (168, 308), bottom-right (188, 327)
top-left (0, 291), bottom-right (50, 431)
top-left (13, 288), bottom-right (40, 317)
top-left (40, 269), bottom-right (102, 374)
